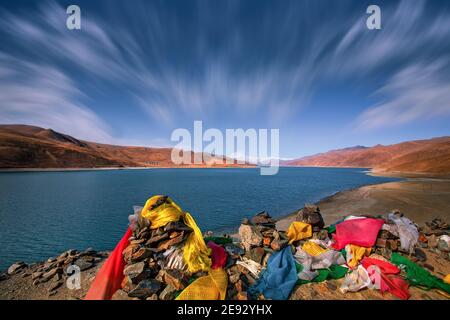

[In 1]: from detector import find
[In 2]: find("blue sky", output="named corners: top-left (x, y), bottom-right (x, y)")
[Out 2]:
top-left (0, 0), bottom-right (449, 158)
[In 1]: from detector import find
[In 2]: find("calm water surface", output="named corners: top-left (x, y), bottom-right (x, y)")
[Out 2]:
top-left (0, 167), bottom-right (399, 269)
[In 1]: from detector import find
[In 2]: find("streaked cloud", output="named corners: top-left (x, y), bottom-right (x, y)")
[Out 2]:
top-left (0, 53), bottom-right (113, 142)
top-left (330, 0), bottom-right (450, 130)
top-left (356, 59), bottom-right (450, 130)
top-left (0, 0), bottom-right (449, 149)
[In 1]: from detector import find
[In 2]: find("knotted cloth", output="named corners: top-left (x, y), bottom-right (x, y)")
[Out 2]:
top-left (287, 221), bottom-right (312, 244)
top-left (141, 195), bottom-right (211, 273)
top-left (176, 268), bottom-right (228, 300)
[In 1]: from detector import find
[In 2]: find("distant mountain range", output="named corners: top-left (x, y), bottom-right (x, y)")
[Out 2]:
top-left (1, 124), bottom-right (449, 176)
top-left (285, 136), bottom-right (450, 176)
top-left (0, 125), bottom-right (249, 169)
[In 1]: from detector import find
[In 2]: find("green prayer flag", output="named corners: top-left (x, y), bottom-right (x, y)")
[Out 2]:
top-left (391, 252), bottom-right (450, 294)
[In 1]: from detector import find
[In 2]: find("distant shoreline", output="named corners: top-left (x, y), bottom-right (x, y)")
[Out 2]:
top-left (284, 166), bottom-right (450, 179)
top-left (0, 165), bottom-right (255, 173)
top-left (2, 165), bottom-right (449, 178)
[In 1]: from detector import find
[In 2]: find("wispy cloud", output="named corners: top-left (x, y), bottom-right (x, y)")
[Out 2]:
top-left (0, 0), bottom-right (449, 144)
top-left (356, 59), bottom-right (450, 130)
top-left (333, 0), bottom-right (450, 130)
top-left (0, 0), bottom-right (346, 136)
top-left (0, 53), bottom-right (113, 142)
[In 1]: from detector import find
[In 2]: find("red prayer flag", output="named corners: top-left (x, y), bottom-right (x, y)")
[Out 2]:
top-left (331, 218), bottom-right (384, 250)
top-left (85, 227), bottom-right (132, 300)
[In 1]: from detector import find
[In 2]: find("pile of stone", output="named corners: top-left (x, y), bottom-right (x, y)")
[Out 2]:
top-left (419, 218), bottom-right (450, 261)
top-left (374, 227), bottom-right (402, 260)
top-left (117, 220), bottom-right (197, 300)
top-left (239, 211), bottom-right (288, 253)
top-left (372, 212), bottom-right (450, 266)
top-left (3, 205), bottom-right (449, 301)
top-left (232, 207), bottom-right (450, 299)
top-left (296, 205), bottom-right (325, 231)
top-left (424, 217), bottom-right (449, 235)
top-left (295, 205), bottom-right (329, 241)
top-left (227, 207), bottom-right (332, 299)
top-left (226, 211), bottom-right (287, 299)
top-left (4, 248), bottom-right (105, 296)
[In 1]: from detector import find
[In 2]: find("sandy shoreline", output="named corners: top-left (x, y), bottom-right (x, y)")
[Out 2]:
top-left (276, 177), bottom-right (450, 231)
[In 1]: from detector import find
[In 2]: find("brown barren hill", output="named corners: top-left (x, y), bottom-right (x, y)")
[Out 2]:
top-left (286, 137), bottom-right (450, 176)
top-left (0, 125), bottom-right (251, 169)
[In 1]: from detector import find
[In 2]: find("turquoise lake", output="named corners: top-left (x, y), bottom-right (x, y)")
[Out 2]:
top-left (0, 167), bottom-right (399, 270)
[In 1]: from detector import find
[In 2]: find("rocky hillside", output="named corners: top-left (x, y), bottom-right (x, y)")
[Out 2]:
top-left (0, 125), bottom-right (250, 169)
top-left (285, 137), bottom-right (450, 176)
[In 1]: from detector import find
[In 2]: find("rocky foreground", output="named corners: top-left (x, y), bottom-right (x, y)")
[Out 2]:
top-left (1, 207), bottom-right (449, 300)
top-left (0, 249), bottom-right (109, 300)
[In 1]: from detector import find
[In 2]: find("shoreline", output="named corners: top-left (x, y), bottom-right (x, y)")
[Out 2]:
top-left (0, 165), bottom-right (256, 173)
top-left (2, 165), bottom-right (449, 178)
top-left (275, 176), bottom-right (450, 232)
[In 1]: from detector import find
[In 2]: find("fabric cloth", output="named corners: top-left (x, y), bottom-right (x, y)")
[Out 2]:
top-left (361, 257), bottom-right (410, 300)
top-left (314, 265), bottom-right (348, 282)
top-left (302, 241), bottom-right (329, 256)
top-left (362, 257), bottom-right (400, 274)
top-left (368, 253), bottom-right (389, 262)
top-left (294, 246), bottom-right (346, 281)
top-left (345, 244), bottom-right (371, 268)
top-left (287, 221), bottom-right (312, 244)
top-left (344, 215), bottom-right (367, 221)
top-left (140, 195), bottom-right (211, 273)
top-left (391, 253), bottom-right (450, 294)
top-left (444, 274), bottom-right (450, 285)
top-left (249, 246), bottom-right (298, 300)
top-left (85, 227), bottom-right (132, 300)
top-left (236, 257), bottom-right (263, 278)
top-left (204, 236), bottom-right (233, 245)
top-left (296, 263), bottom-right (348, 285)
top-left (326, 224), bottom-right (336, 234)
top-left (176, 268), bottom-right (228, 300)
top-left (439, 235), bottom-right (450, 248)
top-left (311, 249), bottom-right (346, 269)
top-left (294, 248), bottom-right (319, 281)
top-left (163, 246), bottom-right (187, 270)
top-left (387, 213), bottom-right (419, 253)
top-left (309, 238), bottom-right (334, 249)
top-left (332, 218), bottom-right (384, 250)
top-left (207, 241), bottom-right (228, 269)
top-left (340, 264), bottom-right (371, 293)
top-left (327, 218), bottom-right (345, 234)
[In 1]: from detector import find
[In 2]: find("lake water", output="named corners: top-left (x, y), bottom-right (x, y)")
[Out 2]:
top-left (0, 167), bottom-right (399, 270)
